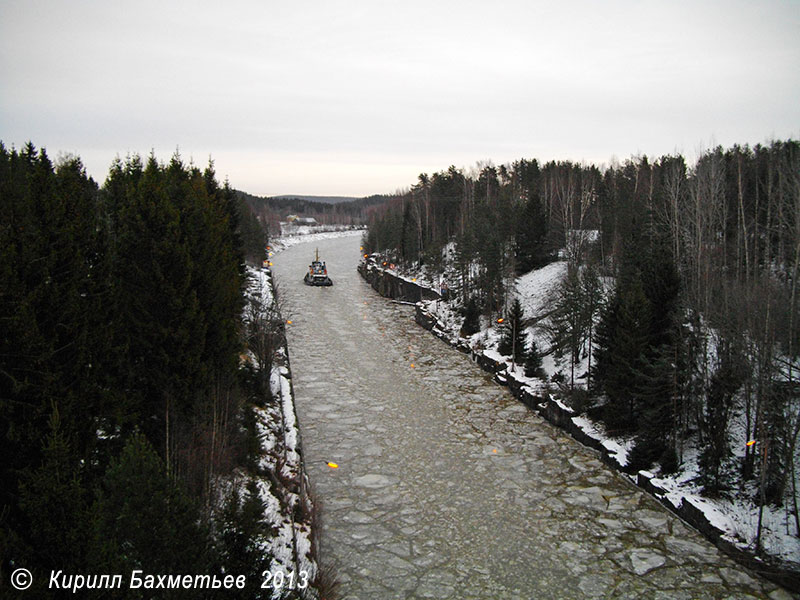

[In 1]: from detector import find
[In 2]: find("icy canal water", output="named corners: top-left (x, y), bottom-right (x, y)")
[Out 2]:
top-left (272, 235), bottom-right (781, 600)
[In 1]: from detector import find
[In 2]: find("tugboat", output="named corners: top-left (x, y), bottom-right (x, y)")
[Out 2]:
top-left (303, 248), bottom-right (333, 286)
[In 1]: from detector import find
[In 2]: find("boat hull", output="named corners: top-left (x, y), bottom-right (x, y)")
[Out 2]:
top-left (304, 273), bottom-right (333, 286)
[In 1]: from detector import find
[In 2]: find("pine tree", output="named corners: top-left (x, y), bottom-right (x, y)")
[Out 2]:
top-left (235, 194), bottom-right (267, 264)
top-left (1, 144), bottom-right (259, 586)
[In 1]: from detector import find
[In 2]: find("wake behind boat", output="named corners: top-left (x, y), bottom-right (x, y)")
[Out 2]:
top-left (303, 248), bottom-right (333, 286)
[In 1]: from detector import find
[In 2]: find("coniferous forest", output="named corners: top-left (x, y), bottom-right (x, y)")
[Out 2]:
top-left (363, 141), bottom-right (800, 545)
top-left (0, 143), bottom-right (313, 597)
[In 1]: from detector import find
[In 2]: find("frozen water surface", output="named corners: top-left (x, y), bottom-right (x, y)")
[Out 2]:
top-left (272, 236), bottom-right (781, 599)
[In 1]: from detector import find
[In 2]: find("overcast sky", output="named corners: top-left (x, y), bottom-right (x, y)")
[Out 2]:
top-left (1, 0), bottom-right (798, 197)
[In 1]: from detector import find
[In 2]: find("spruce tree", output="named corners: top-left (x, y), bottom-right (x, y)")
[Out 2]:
top-left (89, 433), bottom-right (212, 577)
top-left (113, 154), bottom-right (206, 456)
top-left (1, 145), bottom-right (115, 574)
top-left (524, 336), bottom-right (544, 378)
top-left (498, 298), bottom-right (527, 365)
top-left (550, 266), bottom-right (585, 391)
top-left (593, 276), bottom-right (652, 433)
top-left (514, 193), bottom-right (548, 274)
top-left (217, 479), bottom-right (275, 598)
top-left (18, 409), bottom-right (89, 585)
top-left (628, 342), bottom-right (680, 472)
top-left (626, 223), bottom-right (682, 470)
top-left (460, 296), bottom-right (481, 337)
top-left (697, 338), bottom-right (746, 494)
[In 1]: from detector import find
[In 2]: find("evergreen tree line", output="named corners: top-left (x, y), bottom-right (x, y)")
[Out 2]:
top-left (0, 143), bottom-right (297, 597)
top-left (364, 141), bottom-right (800, 529)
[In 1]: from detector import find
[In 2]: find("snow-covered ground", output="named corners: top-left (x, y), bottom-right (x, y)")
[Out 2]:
top-left (231, 266), bottom-right (318, 597)
top-left (363, 250), bottom-right (800, 574)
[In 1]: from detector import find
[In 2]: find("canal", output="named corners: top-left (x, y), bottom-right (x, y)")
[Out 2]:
top-left (272, 234), bottom-right (780, 600)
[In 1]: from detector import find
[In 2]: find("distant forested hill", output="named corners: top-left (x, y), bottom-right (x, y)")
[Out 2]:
top-left (273, 194), bottom-right (360, 204)
top-left (237, 189), bottom-right (389, 235)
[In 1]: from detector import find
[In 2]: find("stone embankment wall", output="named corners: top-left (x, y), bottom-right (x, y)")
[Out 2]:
top-left (358, 261), bottom-right (441, 303)
top-left (360, 260), bottom-right (800, 594)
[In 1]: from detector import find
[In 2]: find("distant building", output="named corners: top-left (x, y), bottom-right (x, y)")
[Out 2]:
top-left (293, 217), bottom-right (318, 226)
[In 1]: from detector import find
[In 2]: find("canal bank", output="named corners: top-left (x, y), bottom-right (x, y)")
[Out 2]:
top-left (244, 266), bottom-right (322, 598)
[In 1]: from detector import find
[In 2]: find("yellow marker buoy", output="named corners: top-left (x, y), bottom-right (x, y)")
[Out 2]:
top-left (327, 462), bottom-right (339, 469)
